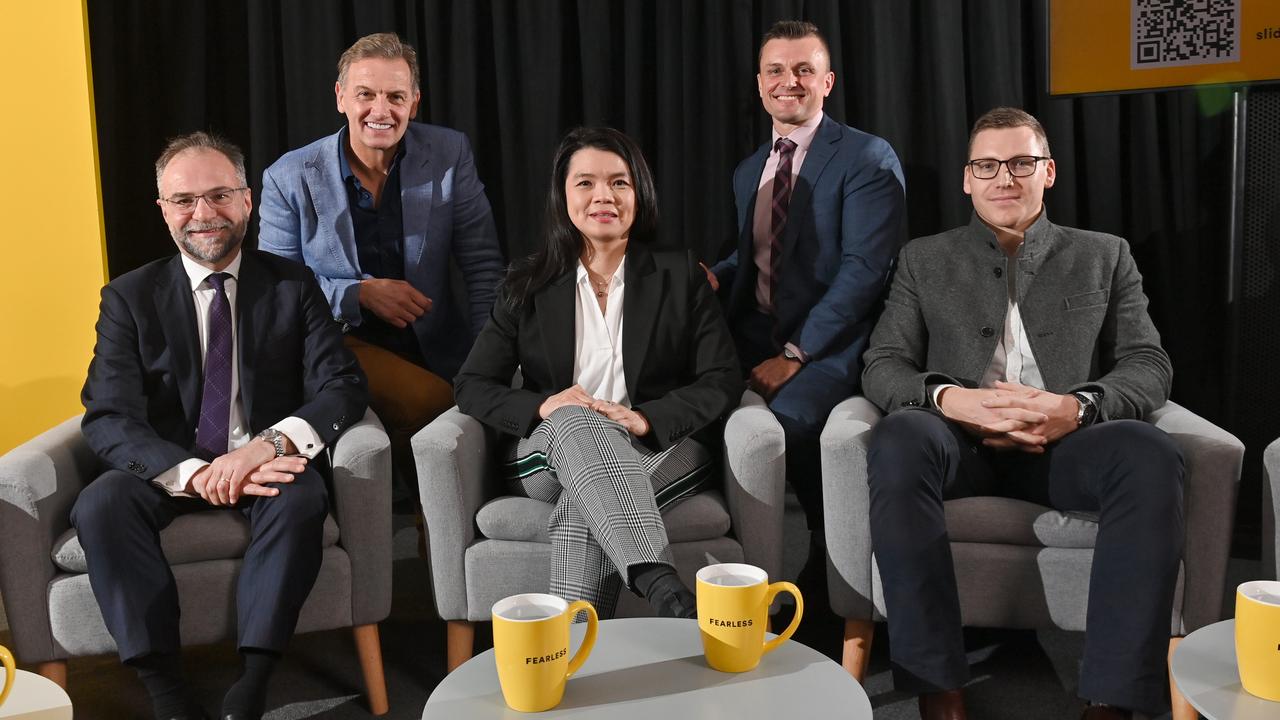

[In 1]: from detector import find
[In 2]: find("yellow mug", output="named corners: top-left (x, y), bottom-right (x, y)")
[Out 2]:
top-left (696, 562), bottom-right (803, 672)
top-left (1236, 580), bottom-right (1280, 701)
top-left (491, 593), bottom-right (598, 712)
top-left (0, 643), bottom-right (14, 708)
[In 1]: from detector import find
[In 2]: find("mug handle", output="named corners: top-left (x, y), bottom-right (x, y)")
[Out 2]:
top-left (0, 644), bottom-right (15, 708)
top-left (761, 581), bottom-right (803, 656)
top-left (564, 600), bottom-right (598, 679)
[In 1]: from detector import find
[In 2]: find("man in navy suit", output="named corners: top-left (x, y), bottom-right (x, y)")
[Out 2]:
top-left (259, 32), bottom-right (504, 496)
top-left (710, 20), bottom-right (907, 583)
top-left (75, 132), bottom-right (367, 720)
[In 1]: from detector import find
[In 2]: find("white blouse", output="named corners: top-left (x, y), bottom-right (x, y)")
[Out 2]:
top-left (573, 258), bottom-right (630, 406)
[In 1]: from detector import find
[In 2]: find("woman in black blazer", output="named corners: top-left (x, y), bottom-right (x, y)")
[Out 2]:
top-left (454, 127), bottom-right (742, 618)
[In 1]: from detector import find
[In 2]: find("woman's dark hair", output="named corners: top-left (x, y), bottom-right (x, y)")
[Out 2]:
top-left (504, 126), bottom-right (659, 305)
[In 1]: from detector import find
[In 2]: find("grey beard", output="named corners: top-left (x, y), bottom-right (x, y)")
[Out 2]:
top-left (174, 221), bottom-right (245, 264)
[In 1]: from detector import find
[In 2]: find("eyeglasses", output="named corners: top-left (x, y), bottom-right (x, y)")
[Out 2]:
top-left (159, 187), bottom-right (248, 211)
top-left (966, 156), bottom-right (1050, 179)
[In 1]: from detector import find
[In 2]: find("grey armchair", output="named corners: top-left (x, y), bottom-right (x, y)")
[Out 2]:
top-left (0, 409), bottom-right (394, 715)
top-left (820, 397), bottom-right (1243, 699)
top-left (1265, 437), bottom-right (1280, 580)
top-left (414, 390), bottom-right (786, 671)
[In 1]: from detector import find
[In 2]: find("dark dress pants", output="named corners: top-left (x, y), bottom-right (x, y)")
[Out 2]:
top-left (70, 467), bottom-right (328, 662)
top-left (733, 308), bottom-right (853, 536)
top-left (867, 408), bottom-right (1184, 715)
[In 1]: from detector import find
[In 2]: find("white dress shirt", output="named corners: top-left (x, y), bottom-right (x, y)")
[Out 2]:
top-left (573, 259), bottom-right (630, 406)
top-left (153, 252), bottom-right (324, 496)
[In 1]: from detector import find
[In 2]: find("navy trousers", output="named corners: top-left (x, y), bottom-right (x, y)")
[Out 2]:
top-left (867, 408), bottom-right (1184, 715)
top-left (70, 467), bottom-right (327, 662)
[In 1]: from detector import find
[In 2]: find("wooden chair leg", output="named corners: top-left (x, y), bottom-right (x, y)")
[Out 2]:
top-left (1168, 637), bottom-right (1197, 720)
top-left (353, 624), bottom-right (389, 716)
top-left (447, 620), bottom-right (475, 672)
top-left (842, 618), bottom-right (875, 683)
top-left (35, 660), bottom-right (67, 689)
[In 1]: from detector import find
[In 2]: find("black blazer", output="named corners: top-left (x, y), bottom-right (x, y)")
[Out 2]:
top-left (454, 247), bottom-right (743, 450)
top-left (81, 249), bottom-right (368, 480)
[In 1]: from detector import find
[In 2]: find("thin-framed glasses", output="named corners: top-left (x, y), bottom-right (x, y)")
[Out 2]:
top-left (966, 156), bottom-right (1050, 179)
top-left (159, 187), bottom-right (248, 211)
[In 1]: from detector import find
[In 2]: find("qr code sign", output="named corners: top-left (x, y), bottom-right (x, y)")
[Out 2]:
top-left (1132, 0), bottom-right (1239, 69)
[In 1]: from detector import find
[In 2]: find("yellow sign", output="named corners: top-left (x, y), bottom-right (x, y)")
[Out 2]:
top-left (1050, 0), bottom-right (1280, 95)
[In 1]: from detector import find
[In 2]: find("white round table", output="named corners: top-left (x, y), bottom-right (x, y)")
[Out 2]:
top-left (423, 617), bottom-right (872, 718)
top-left (1171, 619), bottom-right (1280, 720)
top-left (0, 669), bottom-right (72, 719)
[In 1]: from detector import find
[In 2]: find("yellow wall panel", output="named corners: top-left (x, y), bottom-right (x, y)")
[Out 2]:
top-left (0, 0), bottom-right (106, 452)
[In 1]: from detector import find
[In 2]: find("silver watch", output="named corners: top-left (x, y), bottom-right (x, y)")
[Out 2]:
top-left (255, 428), bottom-right (287, 457)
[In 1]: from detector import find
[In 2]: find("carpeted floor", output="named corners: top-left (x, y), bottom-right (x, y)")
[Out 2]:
top-left (1, 499), bottom-right (1252, 719)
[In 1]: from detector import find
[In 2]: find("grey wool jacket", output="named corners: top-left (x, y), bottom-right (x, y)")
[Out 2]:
top-left (861, 212), bottom-right (1172, 421)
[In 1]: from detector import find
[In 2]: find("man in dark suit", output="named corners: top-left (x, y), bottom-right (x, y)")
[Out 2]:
top-left (861, 107), bottom-right (1183, 720)
top-left (75, 132), bottom-right (367, 720)
top-left (709, 20), bottom-right (907, 584)
top-left (259, 32), bottom-right (504, 499)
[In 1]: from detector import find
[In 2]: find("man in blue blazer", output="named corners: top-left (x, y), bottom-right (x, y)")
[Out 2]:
top-left (710, 20), bottom-right (907, 582)
top-left (259, 33), bottom-right (504, 496)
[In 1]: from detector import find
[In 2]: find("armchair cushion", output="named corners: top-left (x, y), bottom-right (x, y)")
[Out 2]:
top-left (476, 490), bottom-right (733, 544)
top-left (945, 497), bottom-right (1099, 548)
top-left (51, 513), bottom-right (341, 573)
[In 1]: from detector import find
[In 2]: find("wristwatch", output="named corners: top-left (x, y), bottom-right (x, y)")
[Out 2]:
top-left (255, 428), bottom-right (287, 457)
top-left (782, 346), bottom-right (803, 363)
top-left (1071, 393), bottom-right (1098, 427)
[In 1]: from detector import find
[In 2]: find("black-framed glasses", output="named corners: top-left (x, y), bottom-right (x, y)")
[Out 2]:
top-left (159, 187), bottom-right (248, 211)
top-left (966, 156), bottom-right (1050, 179)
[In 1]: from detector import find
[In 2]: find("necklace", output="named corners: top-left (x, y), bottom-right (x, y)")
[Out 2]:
top-left (587, 272), bottom-right (612, 298)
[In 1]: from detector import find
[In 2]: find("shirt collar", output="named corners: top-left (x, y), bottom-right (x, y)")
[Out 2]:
top-left (771, 111), bottom-right (824, 153)
top-left (338, 125), bottom-right (407, 184)
top-left (180, 250), bottom-right (243, 292)
top-left (576, 257), bottom-right (627, 289)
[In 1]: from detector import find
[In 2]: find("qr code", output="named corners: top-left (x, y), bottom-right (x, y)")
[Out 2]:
top-left (1132, 0), bottom-right (1239, 69)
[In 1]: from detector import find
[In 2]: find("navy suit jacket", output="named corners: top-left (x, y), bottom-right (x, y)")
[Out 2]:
top-left (713, 114), bottom-right (907, 391)
top-left (81, 250), bottom-right (368, 482)
top-left (258, 122), bottom-right (505, 380)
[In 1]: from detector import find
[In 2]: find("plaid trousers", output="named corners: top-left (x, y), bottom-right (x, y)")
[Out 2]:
top-left (500, 406), bottom-right (713, 617)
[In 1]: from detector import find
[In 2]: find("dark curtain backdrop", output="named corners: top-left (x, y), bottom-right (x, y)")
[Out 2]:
top-left (89, 0), bottom-right (1245, 537)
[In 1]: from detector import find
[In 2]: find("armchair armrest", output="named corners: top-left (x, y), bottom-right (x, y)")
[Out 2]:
top-left (1147, 401), bottom-right (1244, 632)
top-left (0, 415), bottom-right (99, 662)
top-left (329, 408), bottom-right (392, 626)
top-left (820, 396), bottom-right (884, 620)
top-left (1265, 438), bottom-right (1280, 582)
top-left (722, 390), bottom-right (786, 581)
top-left (413, 407), bottom-right (493, 621)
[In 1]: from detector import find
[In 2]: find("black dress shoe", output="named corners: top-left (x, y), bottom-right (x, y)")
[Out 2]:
top-left (918, 689), bottom-right (967, 720)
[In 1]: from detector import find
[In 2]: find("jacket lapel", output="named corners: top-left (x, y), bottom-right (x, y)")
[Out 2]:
top-left (304, 132), bottom-right (360, 270)
top-left (782, 115), bottom-right (838, 260)
top-left (400, 126), bottom-right (434, 276)
top-left (621, 248), bottom-right (660, 402)
top-left (235, 251), bottom-right (268, 427)
top-left (534, 270), bottom-right (577, 389)
top-left (157, 256), bottom-right (202, 431)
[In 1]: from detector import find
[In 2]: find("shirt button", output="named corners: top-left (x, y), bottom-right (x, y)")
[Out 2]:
top-left (980, 326), bottom-right (995, 338)
top-left (332, 423), bottom-right (340, 431)
top-left (993, 267), bottom-right (1003, 278)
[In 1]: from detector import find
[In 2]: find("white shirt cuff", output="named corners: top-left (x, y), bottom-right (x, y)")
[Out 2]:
top-left (273, 416), bottom-right (325, 458)
top-left (929, 383), bottom-right (961, 409)
top-left (152, 458), bottom-right (207, 497)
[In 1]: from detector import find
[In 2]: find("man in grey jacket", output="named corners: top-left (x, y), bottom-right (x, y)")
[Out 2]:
top-left (861, 107), bottom-right (1183, 720)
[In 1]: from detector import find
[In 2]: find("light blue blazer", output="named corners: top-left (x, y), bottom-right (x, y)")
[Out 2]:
top-left (259, 122), bottom-right (504, 381)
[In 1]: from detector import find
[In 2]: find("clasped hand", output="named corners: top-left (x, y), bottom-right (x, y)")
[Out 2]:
top-left (938, 381), bottom-right (1080, 454)
top-left (538, 384), bottom-right (651, 436)
top-left (188, 440), bottom-right (307, 506)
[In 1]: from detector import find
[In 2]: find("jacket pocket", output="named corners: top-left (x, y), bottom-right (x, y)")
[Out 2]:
top-left (1064, 289), bottom-right (1109, 310)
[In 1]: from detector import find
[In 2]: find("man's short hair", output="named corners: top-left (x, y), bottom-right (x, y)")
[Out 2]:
top-left (154, 131), bottom-right (247, 194)
top-left (337, 32), bottom-right (420, 91)
top-left (968, 107), bottom-right (1051, 157)
top-left (758, 20), bottom-right (831, 66)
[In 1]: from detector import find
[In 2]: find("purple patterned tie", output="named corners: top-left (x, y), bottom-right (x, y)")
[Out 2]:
top-left (195, 272), bottom-right (232, 461)
top-left (769, 137), bottom-right (797, 307)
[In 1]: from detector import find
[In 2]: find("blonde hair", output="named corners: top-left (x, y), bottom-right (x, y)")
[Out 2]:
top-left (337, 32), bottom-right (420, 90)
